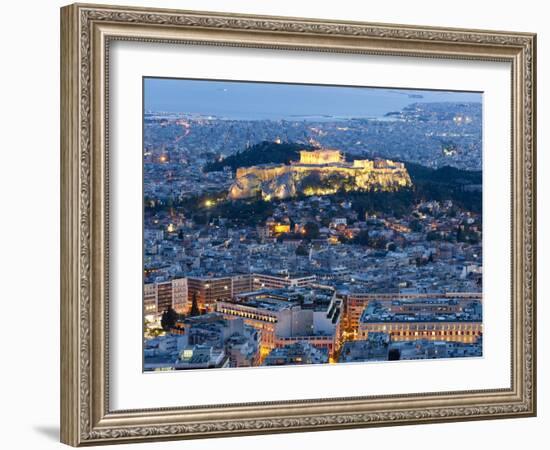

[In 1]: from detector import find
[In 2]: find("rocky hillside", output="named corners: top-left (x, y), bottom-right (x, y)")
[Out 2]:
top-left (228, 157), bottom-right (412, 200)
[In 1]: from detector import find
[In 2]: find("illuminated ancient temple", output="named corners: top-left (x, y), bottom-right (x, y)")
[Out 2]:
top-left (298, 149), bottom-right (344, 165)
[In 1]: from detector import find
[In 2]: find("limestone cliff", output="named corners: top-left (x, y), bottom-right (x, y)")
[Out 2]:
top-left (228, 149), bottom-right (412, 200)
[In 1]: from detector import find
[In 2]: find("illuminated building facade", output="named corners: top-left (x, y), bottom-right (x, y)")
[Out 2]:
top-left (343, 292), bottom-right (482, 338)
top-left (358, 299), bottom-right (482, 344)
top-left (143, 277), bottom-right (189, 316)
top-left (187, 275), bottom-right (252, 313)
top-left (144, 283), bottom-right (158, 316)
top-left (171, 278), bottom-right (188, 313)
top-left (251, 272), bottom-right (316, 290)
top-left (216, 297), bottom-right (293, 351)
top-left (265, 219), bottom-right (291, 237)
top-left (360, 321), bottom-right (483, 343)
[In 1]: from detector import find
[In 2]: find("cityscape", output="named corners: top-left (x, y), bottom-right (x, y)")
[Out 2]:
top-left (143, 78), bottom-right (483, 371)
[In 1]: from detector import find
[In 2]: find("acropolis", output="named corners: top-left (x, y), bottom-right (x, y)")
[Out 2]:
top-left (228, 149), bottom-right (412, 200)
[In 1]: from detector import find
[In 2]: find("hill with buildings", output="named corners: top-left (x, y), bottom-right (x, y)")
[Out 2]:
top-left (204, 141), bottom-right (480, 187)
top-left (228, 149), bottom-right (412, 200)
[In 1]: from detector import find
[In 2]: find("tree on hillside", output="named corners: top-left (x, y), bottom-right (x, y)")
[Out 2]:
top-left (203, 141), bottom-right (315, 172)
top-left (160, 307), bottom-right (178, 331)
top-left (388, 348), bottom-right (401, 361)
top-left (352, 230), bottom-right (370, 246)
top-left (190, 292), bottom-right (200, 317)
top-left (304, 222), bottom-right (320, 240)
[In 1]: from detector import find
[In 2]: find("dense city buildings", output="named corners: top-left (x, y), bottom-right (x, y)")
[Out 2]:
top-left (263, 342), bottom-right (329, 366)
top-left (143, 79), bottom-right (483, 371)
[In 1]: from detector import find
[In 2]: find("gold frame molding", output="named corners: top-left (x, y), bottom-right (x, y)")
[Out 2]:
top-left (60, 2), bottom-right (536, 446)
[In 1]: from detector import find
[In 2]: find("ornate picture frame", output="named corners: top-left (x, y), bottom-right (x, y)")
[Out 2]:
top-left (60, 3), bottom-right (536, 446)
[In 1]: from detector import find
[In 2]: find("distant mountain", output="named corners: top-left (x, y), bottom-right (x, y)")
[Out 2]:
top-left (203, 141), bottom-right (315, 173)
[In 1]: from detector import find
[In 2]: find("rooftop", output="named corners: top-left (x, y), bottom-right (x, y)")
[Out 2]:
top-left (220, 296), bottom-right (295, 312)
top-left (360, 299), bottom-right (482, 323)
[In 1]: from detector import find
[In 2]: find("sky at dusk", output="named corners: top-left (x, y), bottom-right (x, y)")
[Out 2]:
top-left (144, 77), bottom-right (482, 121)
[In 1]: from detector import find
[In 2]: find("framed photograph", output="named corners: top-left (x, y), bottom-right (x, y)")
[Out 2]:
top-left (60, 3), bottom-right (536, 446)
